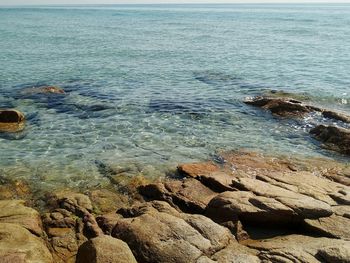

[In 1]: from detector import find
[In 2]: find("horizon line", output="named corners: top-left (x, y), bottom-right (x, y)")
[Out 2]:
top-left (1, 1), bottom-right (349, 6)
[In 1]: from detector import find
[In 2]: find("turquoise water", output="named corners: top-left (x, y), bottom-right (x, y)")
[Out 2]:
top-left (1, 4), bottom-right (350, 191)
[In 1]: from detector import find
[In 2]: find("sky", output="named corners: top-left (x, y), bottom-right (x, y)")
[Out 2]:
top-left (0, 0), bottom-right (350, 5)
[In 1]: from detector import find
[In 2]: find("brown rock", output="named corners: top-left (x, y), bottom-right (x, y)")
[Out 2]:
top-left (247, 234), bottom-right (350, 262)
top-left (178, 162), bottom-right (220, 178)
top-left (0, 200), bottom-right (43, 236)
top-left (304, 214), bottom-right (350, 239)
top-left (322, 110), bottom-right (350, 123)
top-left (76, 235), bottom-right (137, 263)
top-left (96, 212), bottom-right (123, 235)
top-left (112, 201), bottom-right (247, 263)
top-left (49, 191), bottom-right (93, 213)
top-left (21, 86), bottom-right (65, 95)
top-left (0, 223), bottom-right (53, 263)
top-left (244, 96), bottom-right (314, 117)
top-left (88, 189), bottom-right (130, 214)
top-left (206, 191), bottom-right (296, 225)
top-left (0, 109), bottom-right (25, 132)
top-left (139, 178), bottom-right (217, 213)
top-left (231, 177), bottom-right (333, 219)
top-left (310, 125), bottom-right (350, 155)
top-left (178, 163), bottom-right (234, 192)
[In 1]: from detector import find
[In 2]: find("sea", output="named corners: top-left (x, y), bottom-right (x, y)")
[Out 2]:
top-left (0, 3), bottom-right (349, 191)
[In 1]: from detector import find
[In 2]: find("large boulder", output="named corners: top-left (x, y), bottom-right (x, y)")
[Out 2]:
top-left (0, 223), bottom-right (53, 263)
top-left (0, 109), bottom-right (25, 132)
top-left (76, 235), bottom-right (137, 263)
top-left (310, 125), bottom-right (350, 155)
top-left (247, 234), bottom-right (350, 262)
top-left (111, 201), bottom-right (257, 263)
top-left (0, 200), bottom-right (43, 236)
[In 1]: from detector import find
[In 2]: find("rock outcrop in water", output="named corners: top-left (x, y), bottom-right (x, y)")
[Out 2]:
top-left (244, 95), bottom-right (350, 156)
top-left (0, 109), bottom-right (26, 132)
top-left (310, 125), bottom-right (350, 155)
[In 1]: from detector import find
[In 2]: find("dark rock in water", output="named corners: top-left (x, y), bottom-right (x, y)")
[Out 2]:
top-left (322, 110), bottom-right (350, 123)
top-left (244, 96), bottom-right (316, 117)
top-left (148, 99), bottom-right (207, 118)
top-left (310, 125), bottom-right (350, 155)
top-left (0, 109), bottom-right (25, 132)
top-left (20, 85), bottom-right (65, 95)
top-left (76, 235), bottom-right (137, 263)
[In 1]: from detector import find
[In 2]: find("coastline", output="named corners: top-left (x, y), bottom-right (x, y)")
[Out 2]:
top-left (0, 149), bottom-right (349, 262)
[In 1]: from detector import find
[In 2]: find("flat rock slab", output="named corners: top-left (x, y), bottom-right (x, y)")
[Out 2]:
top-left (304, 214), bottom-right (350, 240)
top-left (139, 178), bottom-right (217, 213)
top-left (112, 201), bottom-right (257, 263)
top-left (0, 200), bottom-right (43, 236)
top-left (231, 177), bottom-right (333, 219)
top-left (206, 191), bottom-right (296, 225)
top-left (246, 234), bottom-right (350, 262)
top-left (76, 235), bottom-right (137, 263)
top-left (0, 223), bottom-right (53, 263)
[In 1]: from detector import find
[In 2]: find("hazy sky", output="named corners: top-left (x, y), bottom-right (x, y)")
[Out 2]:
top-left (1, 0), bottom-right (350, 5)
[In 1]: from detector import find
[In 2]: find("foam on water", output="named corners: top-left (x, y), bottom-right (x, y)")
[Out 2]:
top-left (0, 4), bottom-right (350, 191)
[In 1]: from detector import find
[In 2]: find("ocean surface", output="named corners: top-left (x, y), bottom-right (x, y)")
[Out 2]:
top-left (0, 4), bottom-right (350, 191)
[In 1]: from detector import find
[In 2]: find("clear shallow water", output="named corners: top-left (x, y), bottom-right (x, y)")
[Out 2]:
top-left (0, 4), bottom-right (350, 191)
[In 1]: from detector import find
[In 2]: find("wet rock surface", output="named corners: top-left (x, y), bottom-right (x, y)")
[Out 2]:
top-left (0, 109), bottom-right (26, 132)
top-left (244, 96), bottom-right (316, 117)
top-left (310, 125), bottom-right (350, 155)
top-left (244, 95), bottom-right (350, 156)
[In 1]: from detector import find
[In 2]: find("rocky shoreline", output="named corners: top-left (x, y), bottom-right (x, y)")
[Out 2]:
top-left (0, 150), bottom-right (349, 263)
top-left (1, 88), bottom-right (350, 262)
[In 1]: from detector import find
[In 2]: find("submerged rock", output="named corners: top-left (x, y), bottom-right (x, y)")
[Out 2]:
top-left (76, 235), bottom-right (137, 263)
top-left (0, 109), bottom-right (26, 132)
top-left (310, 125), bottom-right (350, 155)
top-left (20, 85), bottom-right (65, 95)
